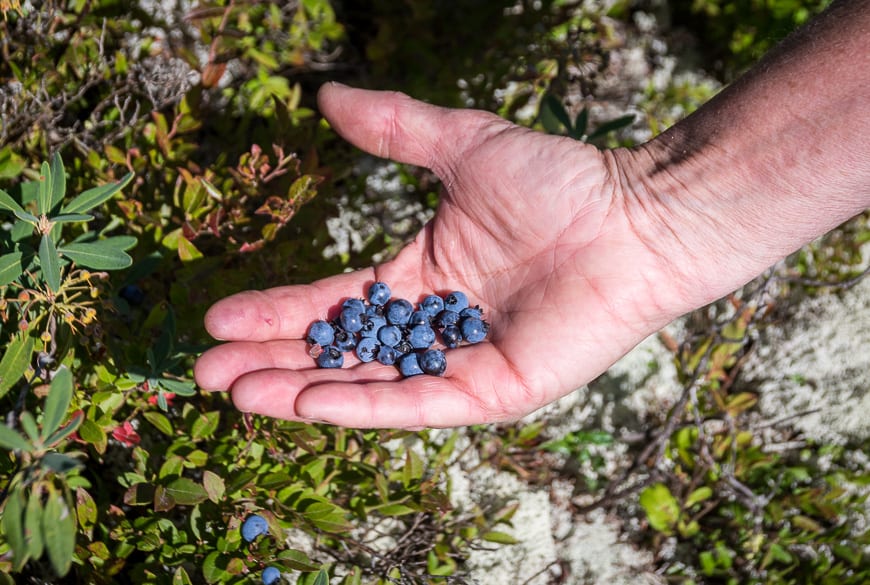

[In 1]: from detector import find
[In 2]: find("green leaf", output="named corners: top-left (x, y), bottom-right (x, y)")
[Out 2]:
top-left (573, 106), bottom-right (589, 139)
top-left (51, 213), bottom-right (94, 223)
top-left (639, 483), bottom-right (680, 535)
top-left (277, 548), bottom-right (321, 572)
top-left (61, 171), bottom-right (133, 214)
top-left (0, 187), bottom-right (26, 215)
top-left (37, 161), bottom-right (52, 215)
top-left (49, 152), bottom-right (66, 212)
top-left (165, 477), bottom-right (208, 506)
top-left (0, 249), bottom-right (23, 286)
top-left (482, 530), bottom-right (519, 545)
top-left (59, 240), bottom-right (133, 270)
top-left (25, 488), bottom-right (45, 561)
top-left (39, 234), bottom-right (62, 292)
top-left (42, 367), bottom-right (73, 440)
top-left (158, 377), bottom-right (197, 396)
top-left (44, 410), bottom-right (85, 447)
top-left (172, 566), bottom-right (193, 585)
top-left (0, 332), bottom-right (34, 400)
top-left (76, 417), bottom-right (107, 453)
top-left (539, 93), bottom-right (572, 134)
top-left (685, 486), bottom-right (714, 508)
top-left (41, 452), bottom-right (84, 473)
top-left (0, 423), bottom-right (32, 452)
top-left (202, 470), bottom-right (225, 503)
top-left (587, 114), bottom-right (635, 141)
top-left (19, 411), bottom-right (40, 443)
top-left (2, 487), bottom-right (29, 570)
top-left (143, 411), bottom-right (174, 437)
top-left (313, 569), bottom-right (330, 585)
top-left (191, 411), bottom-right (220, 440)
top-left (42, 487), bottom-right (76, 576)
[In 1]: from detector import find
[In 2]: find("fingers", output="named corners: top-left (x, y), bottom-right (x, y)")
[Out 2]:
top-left (316, 83), bottom-right (508, 176)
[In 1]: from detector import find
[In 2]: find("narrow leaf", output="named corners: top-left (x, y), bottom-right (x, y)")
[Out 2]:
top-left (42, 367), bottom-right (73, 440)
top-left (313, 569), bottom-right (330, 585)
top-left (587, 114), bottom-right (635, 141)
top-left (25, 488), bottom-right (45, 561)
top-left (51, 213), bottom-right (94, 223)
top-left (172, 567), bottom-right (193, 585)
top-left (49, 152), bottom-right (66, 212)
top-left (61, 172), bottom-right (133, 214)
top-left (0, 423), bottom-right (32, 452)
top-left (41, 452), bottom-right (83, 473)
top-left (165, 477), bottom-right (208, 506)
top-left (37, 161), bottom-right (51, 215)
top-left (0, 250), bottom-right (24, 286)
top-left (39, 234), bottom-right (62, 292)
top-left (13, 209), bottom-right (38, 225)
top-left (574, 106), bottom-right (589, 138)
top-left (44, 410), bottom-right (85, 447)
top-left (0, 187), bottom-right (26, 215)
top-left (59, 240), bottom-right (132, 270)
top-left (482, 530), bottom-right (519, 545)
top-left (19, 411), bottom-right (40, 443)
top-left (42, 487), bottom-right (76, 576)
top-left (540, 93), bottom-right (572, 133)
top-left (0, 332), bottom-right (35, 399)
top-left (2, 487), bottom-right (29, 570)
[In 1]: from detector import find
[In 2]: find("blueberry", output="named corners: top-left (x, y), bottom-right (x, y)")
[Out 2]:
top-left (119, 284), bottom-right (145, 305)
top-left (419, 294), bottom-right (444, 317)
top-left (386, 299), bottom-right (414, 325)
top-left (397, 352), bottom-right (424, 377)
top-left (460, 317), bottom-right (487, 344)
top-left (377, 325), bottom-right (403, 347)
top-left (262, 567), bottom-right (281, 585)
top-left (377, 345), bottom-right (399, 366)
top-left (332, 328), bottom-right (357, 352)
top-left (419, 349), bottom-right (447, 376)
top-left (460, 306), bottom-right (483, 320)
top-left (316, 346), bottom-right (344, 368)
top-left (365, 303), bottom-right (384, 318)
top-left (241, 514), bottom-right (269, 542)
top-left (367, 281), bottom-right (391, 306)
top-left (339, 306), bottom-right (365, 333)
top-left (408, 310), bottom-right (430, 327)
top-left (444, 291), bottom-right (469, 312)
top-left (407, 324), bottom-right (436, 349)
top-left (434, 309), bottom-right (460, 329)
top-left (355, 337), bottom-right (379, 362)
top-left (306, 320), bottom-right (335, 346)
top-left (360, 315), bottom-right (386, 338)
top-left (441, 324), bottom-right (462, 349)
top-left (342, 298), bottom-right (366, 315)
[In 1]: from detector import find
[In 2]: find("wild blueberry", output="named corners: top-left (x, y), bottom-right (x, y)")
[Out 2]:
top-left (460, 306), bottom-right (483, 320)
top-left (316, 346), bottom-right (344, 368)
top-left (341, 298), bottom-right (366, 315)
top-left (241, 514), bottom-right (269, 542)
top-left (333, 328), bottom-right (357, 352)
top-left (367, 281), bottom-right (391, 306)
top-left (408, 310), bottom-right (430, 327)
top-left (339, 306), bottom-right (365, 333)
top-left (261, 567), bottom-right (281, 585)
top-left (355, 337), bottom-right (379, 362)
top-left (408, 324), bottom-right (436, 349)
top-left (434, 309), bottom-right (460, 329)
top-left (360, 314), bottom-right (386, 338)
top-left (119, 284), bottom-right (145, 305)
top-left (420, 294), bottom-right (444, 317)
top-left (397, 352), bottom-right (424, 377)
top-left (365, 303), bottom-right (384, 318)
top-left (306, 320), bottom-right (335, 347)
top-left (377, 325), bottom-right (403, 347)
top-left (377, 344), bottom-right (399, 366)
top-left (386, 298), bottom-right (414, 325)
top-left (419, 349), bottom-right (447, 376)
top-left (441, 324), bottom-right (462, 349)
top-left (460, 317), bottom-right (487, 343)
top-left (444, 291), bottom-right (469, 312)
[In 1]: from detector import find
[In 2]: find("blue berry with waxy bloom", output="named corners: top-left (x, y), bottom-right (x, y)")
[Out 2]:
top-left (408, 324), bottom-right (436, 349)
top-left (365, 303), bottom-right (384, 318)
top-left (241, 514), bottom-right (269, 542)
top-left (419, 349), bottom-right (447, 376)
top-left (360, 314), bottom-right (386, 338)
top-left (460, 306), bottom-right (483, 320)
top-left (434, 309), bottom-right (460, 329)
top-left (332, 328), bottom-right (357, 352)
top-left (420, 294), bottom-right (444, 317)
top-left (408, 310), bottom-right (430, 327)
top-left (367, 281), bottom-right (391, 306)
top-left (386, 298), bottom-right (414, 325)
top-left (342, 298), bottom-right (366, 315)
top-left (261, 567), bottom-right (281, 585)
top-left (339, 306), bottom-right (365, 333)
top-left (316, 346), bottom-right (344, 368)
top-left (444, 291), bottom-right (469, 312)
top-left (441, 324), bottom-right (462, 349)
top-left (377, 324), bottom-right (403, 347)
top-left (460, 316), bottom-right (487, 344)
top-left (377, 344), bottom-right (399, 366)
top-left (306, 320), bottom-right (334, 347)
top-left (355, 337), bottom-right (379, 362)
top-left (397, 352), bottom-right (424, 377)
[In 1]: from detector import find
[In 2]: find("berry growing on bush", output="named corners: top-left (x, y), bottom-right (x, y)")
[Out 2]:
top-left (261, 566), bottom-right (281, 585)
top-left (305, 285), bottom-right (489, 377)
top-left (241, 514), bottom-right (269, 542)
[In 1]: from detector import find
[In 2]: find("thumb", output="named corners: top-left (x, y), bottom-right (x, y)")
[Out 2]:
top-left (316, 83), bottom-right (505, 174)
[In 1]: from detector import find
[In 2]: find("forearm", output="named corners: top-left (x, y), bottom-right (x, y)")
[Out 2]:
top-left (616, 0), bottom-right (870, 312)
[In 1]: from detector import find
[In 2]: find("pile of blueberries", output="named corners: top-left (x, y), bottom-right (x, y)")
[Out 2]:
top-left (306, 282), bottom-right (489, 377)
top-left (241, 514), bottom-right (281, 584)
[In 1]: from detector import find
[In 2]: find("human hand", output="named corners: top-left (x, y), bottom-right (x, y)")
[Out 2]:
top-left (193, 84), bottom-right (697, 428)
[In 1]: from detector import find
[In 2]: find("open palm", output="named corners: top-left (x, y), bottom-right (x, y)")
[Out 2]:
top-left (194, 84), bottom-right (684, 428)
